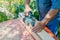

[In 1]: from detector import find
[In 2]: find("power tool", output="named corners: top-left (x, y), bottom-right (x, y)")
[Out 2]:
top-left (23, 11), bottom-right (35, 26)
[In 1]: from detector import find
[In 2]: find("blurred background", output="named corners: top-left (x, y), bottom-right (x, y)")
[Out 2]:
top-left (0, 0), bottom-right (60, 40)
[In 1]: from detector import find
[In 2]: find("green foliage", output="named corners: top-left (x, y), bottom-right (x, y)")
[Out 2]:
top-left (58, 26), bottom-right (60, 32)
top-left (30, 0), bottom-right (39, 20)
top-left (0, 0), bottom-right (60, 39)
top-left (30, 0), bottom-right (36, 10)
top-left (0, 12), bottom-right (8, 22)
top-left (33, 11), bottom-right (39, 20)
top-left (58, 25), bottom-right (60, 40)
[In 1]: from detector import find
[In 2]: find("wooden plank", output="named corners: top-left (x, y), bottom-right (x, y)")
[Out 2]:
top-left (0, 18), bottom-right (58, 40)
top-left (18, 18), bottom-right (58, 40)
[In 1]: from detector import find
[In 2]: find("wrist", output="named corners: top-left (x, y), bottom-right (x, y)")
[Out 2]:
top-left (41, 18), bottom-right (50, 25)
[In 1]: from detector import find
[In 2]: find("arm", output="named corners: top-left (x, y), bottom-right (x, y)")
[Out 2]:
top-left (41, 0), bottom-right (60, 25)
top-left (41, 9), bottom-right (59, 25)
top-left (32, 9), bottom-right (59, 33)
top-left (25, 0), bottom-right (30, 8)
top-left (32, 0), bottom-right (60, 33)
top-left (24, 0), bottom-right (32, 16)
top-left (25, 0), bottom-right (30, 4)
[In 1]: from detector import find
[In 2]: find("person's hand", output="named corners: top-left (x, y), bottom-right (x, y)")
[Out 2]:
top-left (24, 5), bottom-right (32, 16)
top-left (32, 21), bottom-right (45, 33)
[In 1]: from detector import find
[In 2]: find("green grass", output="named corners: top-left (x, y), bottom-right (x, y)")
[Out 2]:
top-left (58, 25), bottom-right (60, 40)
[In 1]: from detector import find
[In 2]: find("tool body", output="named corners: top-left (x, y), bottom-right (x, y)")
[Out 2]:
top-left (23, 11), bottom-right (35, 26)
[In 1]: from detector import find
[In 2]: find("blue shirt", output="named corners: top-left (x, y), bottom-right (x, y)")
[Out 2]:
top-left (36, 0), bottom-right (60, 36)
top-left (36, 0), bottom-right (60, 24)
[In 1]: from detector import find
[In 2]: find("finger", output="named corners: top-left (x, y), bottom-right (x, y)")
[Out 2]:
top-left (33, 26), bottom-right (39, 31)
top-left (32, 26), bottom-right (39, 32)
top-left (32, 26), bottom-right (43, 33)
top-left (34, 27), bottom-right (42, 33)
top-left (32, 26), bottom-right (40, 32)
top-left (36, 29), bottom-right (42, 33)
top-left (37, 27), bottom-right (45, 33)
top-left (32, 21), bottom-right (41, 32)
top-left (33, 23), bottom-right (40, 31)
top-left (24, 12), bottom-right (27, 15)
top-left (33, 28), bottom-right (41, 33)
top-left (32, 27), bottom-right (38, 32)
top-left (24, 11), bottom-right (28, 16)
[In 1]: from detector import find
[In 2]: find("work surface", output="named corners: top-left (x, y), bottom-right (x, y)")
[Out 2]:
top-left (0, 18), bottom-right (57, 40)
top-left (0, 19), bottom-right (40, 40)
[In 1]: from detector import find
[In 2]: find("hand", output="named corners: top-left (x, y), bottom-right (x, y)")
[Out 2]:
top-left (24, 5), bottom-right (32, 16)
top-left (32, 21), bottom-right (45, 33)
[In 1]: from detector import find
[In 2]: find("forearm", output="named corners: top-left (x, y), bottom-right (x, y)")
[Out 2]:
top-left (25, 0), bottom-right (30, 4)
top-left (25, 0), bottom-right (30, 8)
top-left (42, 9), bottom-right (58, 25)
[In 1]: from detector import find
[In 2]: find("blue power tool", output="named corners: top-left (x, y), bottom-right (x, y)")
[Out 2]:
top-left (23, 11), bottom-right (35, 26)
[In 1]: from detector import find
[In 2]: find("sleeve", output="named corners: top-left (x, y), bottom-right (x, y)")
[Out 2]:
top-left (51, 0), bottom-right (60, 11)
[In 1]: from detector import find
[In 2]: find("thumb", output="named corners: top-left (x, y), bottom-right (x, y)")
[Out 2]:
top-left (24, 11), bottom-right (29, 16)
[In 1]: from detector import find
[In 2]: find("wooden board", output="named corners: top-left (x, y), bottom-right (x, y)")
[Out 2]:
top-left (18, 18), bottom-right (58, 40)
top-left (0, 19), bottom-right (41, 40)
top-left (0, 18), bottom-right (58, 40)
